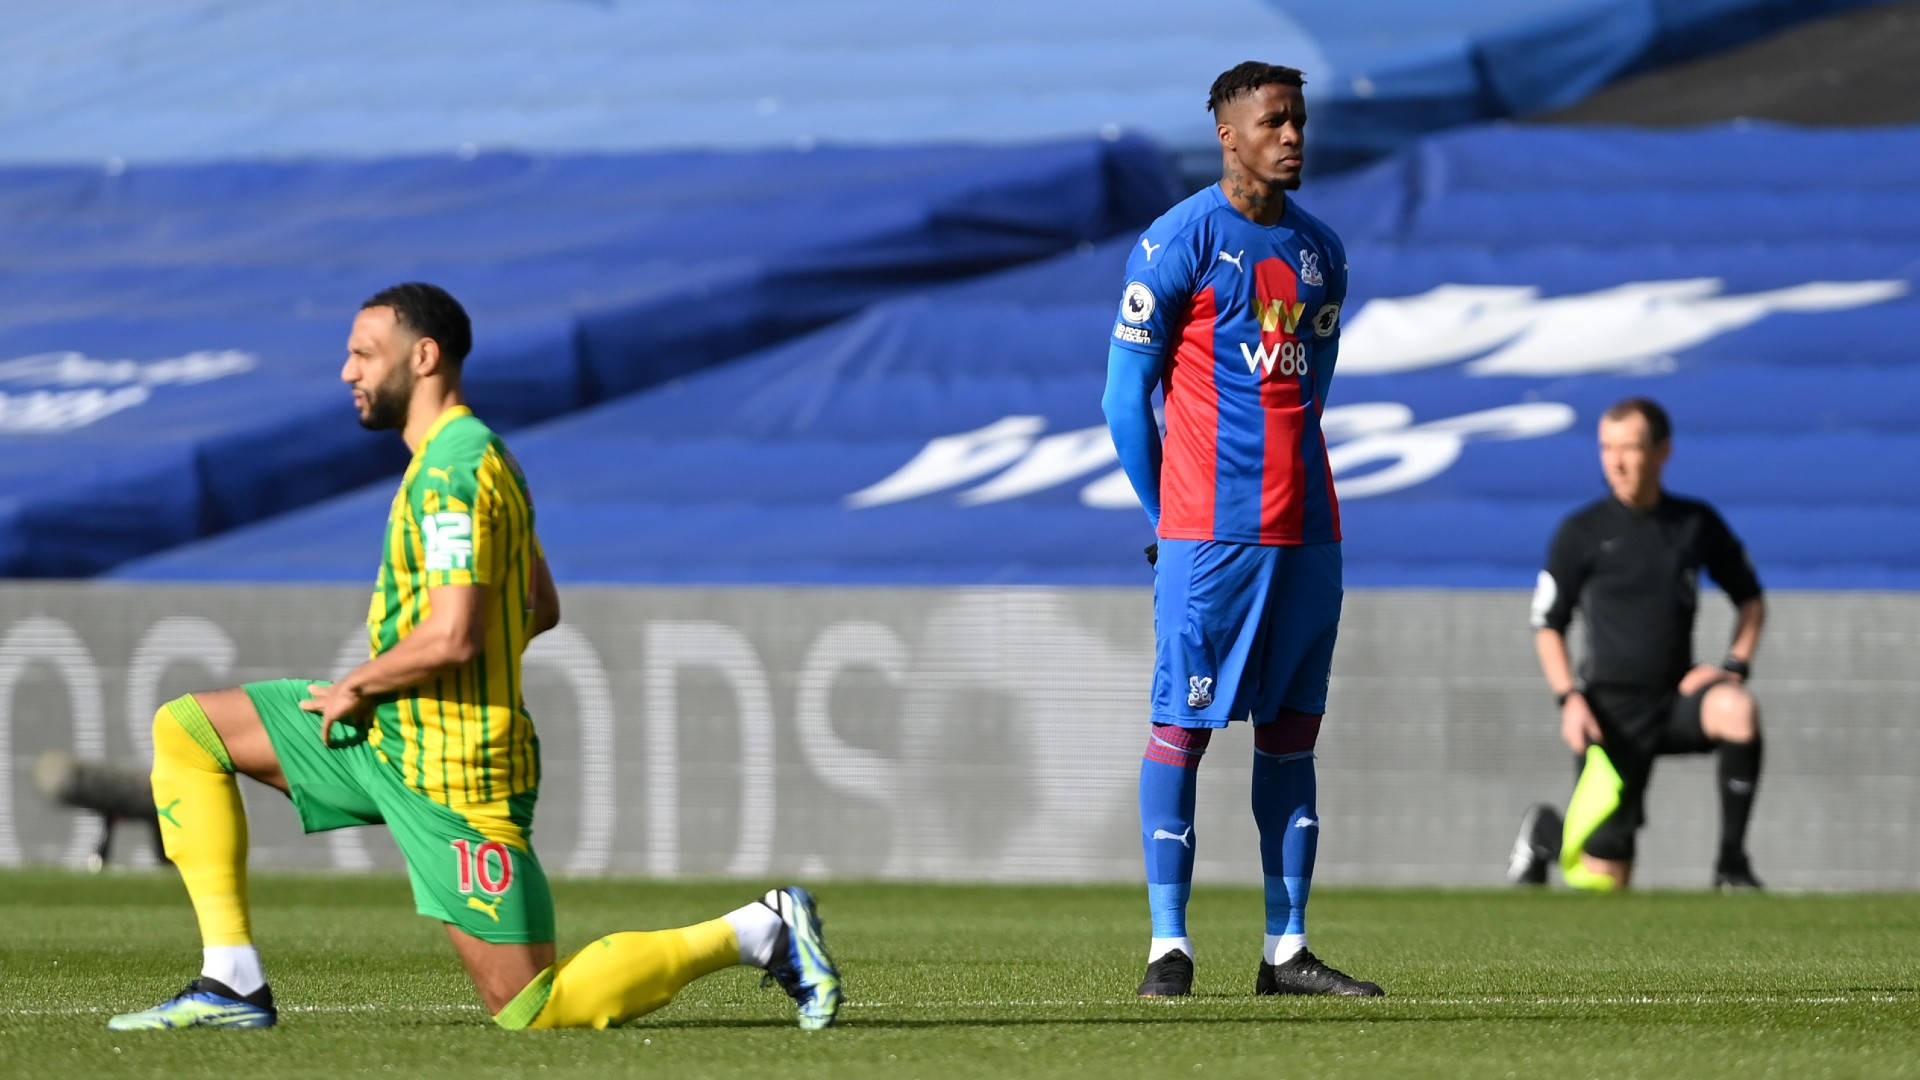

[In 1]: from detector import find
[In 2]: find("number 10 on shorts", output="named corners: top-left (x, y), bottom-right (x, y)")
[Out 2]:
top-left (451, 839), bottom-right (514, 895)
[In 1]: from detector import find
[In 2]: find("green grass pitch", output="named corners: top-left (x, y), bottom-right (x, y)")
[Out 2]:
top-left (3, 870), bottom-right (1915, 1078)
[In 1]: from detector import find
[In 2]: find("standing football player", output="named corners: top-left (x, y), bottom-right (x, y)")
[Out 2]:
top-left (1102, 62), bottom-right (1381, 998)
top-left (110, 283), bottom-right (841, 1031)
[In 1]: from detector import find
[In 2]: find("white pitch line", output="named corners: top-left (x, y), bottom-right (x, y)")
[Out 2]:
top-left (4, 994), bottom-right (1906, 1018)
top-left (837, 995), bottom-right (1909, 1008)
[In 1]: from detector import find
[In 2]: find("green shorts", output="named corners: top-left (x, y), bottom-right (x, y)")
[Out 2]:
top-left (242, 678), bottom-right (555, 944)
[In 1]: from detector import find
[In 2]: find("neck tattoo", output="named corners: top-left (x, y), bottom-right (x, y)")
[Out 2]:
top-left (1225, 167), bottom-right (1280, 223)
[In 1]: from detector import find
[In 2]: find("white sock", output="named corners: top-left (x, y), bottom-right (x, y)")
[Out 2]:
top-left (725, 899), bottom-right (783, 968)
top-left (1148, 936), bottom-right (1194, 963)
top-left (1264, 933), bottom-right (1308, 965)
top-left (202, 944), bottom-right (266, 997)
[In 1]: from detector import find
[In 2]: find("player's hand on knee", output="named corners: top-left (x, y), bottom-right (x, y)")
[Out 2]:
top-left (300, 682), bottom-right (369, 747)
top-left (1560, 693), bottom-right (1602, 754)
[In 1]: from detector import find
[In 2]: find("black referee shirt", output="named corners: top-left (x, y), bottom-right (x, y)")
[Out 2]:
top-left (1531, 493), bottom-right (1762, 693)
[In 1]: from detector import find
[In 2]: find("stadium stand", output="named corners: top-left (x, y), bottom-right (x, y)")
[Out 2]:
top-left (0, 139), bottom-right (1179, 576)
top-left (0, 1), bottom-right (1884, 175)
top-left (115, 124), bottom-right (1920, 589)
top-left (1539, 0), bottom-right (1920, 126)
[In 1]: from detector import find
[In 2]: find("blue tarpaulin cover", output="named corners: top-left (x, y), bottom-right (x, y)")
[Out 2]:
top-left (0, 1), bottom-right (1884, 173)
top-left (0, 138), bottom-right (1180, 575)
top-left (117, 124), bottom-right (1920, 590)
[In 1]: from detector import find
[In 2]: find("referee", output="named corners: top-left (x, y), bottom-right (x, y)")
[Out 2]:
top-left (1509, 397), bottom-right (1766, 891)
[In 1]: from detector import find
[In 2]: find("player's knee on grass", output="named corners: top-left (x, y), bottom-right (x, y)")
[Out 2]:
top-left (1254, 709), bottom-right (1321, 755)
top-left (444, 926), bottom-right (555, 1016)
top-left (1700, 684), bottom-right (1759, 743)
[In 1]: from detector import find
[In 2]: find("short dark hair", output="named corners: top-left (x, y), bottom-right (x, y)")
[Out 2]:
top-left (1208, 61), bottom-right (1306, 114)
top-left (1603, 396), bottom-right (1672, 444)
top-left (361, 282), bottom-right (472, 371)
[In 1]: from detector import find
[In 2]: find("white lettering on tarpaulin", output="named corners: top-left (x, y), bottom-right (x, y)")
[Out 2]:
top-left (1338, 278), bottom-right (1908, 376)
top-left (850, 402), bottom-right (1577, 511)
top-left (0, 386), bottom-right (150, 432)
top-left (0, 350), bottom-right (257, 387)
top-left (0, 349), bottom-right (258, 434)
top-left (844, 415), bottom-right (1046, 508)
top-left (1318, 401), bottom-right (1576, 500)
top-left (957, 426), bottom-right (1118, 506)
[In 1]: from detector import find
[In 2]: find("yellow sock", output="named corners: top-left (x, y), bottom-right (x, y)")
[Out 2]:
top-left (150, 696), bottom-right (253, 946)
top-left (497, 918), bottom-right (740, 1030)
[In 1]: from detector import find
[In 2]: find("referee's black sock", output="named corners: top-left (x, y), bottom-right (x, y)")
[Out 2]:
top-left (1715, 734), bottom-right (1763, 862)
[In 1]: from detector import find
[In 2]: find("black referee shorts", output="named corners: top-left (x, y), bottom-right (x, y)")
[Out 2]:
top-left (1578, 684), bottom-right (1719, 862)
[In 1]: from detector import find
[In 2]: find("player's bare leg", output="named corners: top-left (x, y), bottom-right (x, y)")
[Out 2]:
top-left (445, 930), bottom-right (555, 1015)
top-left (109, 689), bottom-right (282, 1030)
top-left (1701, 683), bottom-right (1764, 889)
top-left (195, 687), bottom-right (290, 793)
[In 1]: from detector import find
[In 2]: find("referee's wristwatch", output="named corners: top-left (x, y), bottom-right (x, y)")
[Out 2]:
top-left (1720, 656), bottom-right (1751, 679)
top-left (1555, 689), bottom-right (1581, 708)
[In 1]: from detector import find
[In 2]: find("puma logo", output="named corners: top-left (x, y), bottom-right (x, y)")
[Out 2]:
top-left (1152, 825), bottom-right (1193, 849)
top-left (1216, 250), bottom-right (1245, 270)
top-left (156, 799), bottom-right (182, 828)
top-left (1140, 238), bottom-right (1161, 261)
top-left (466, 895), bottom-right (504, 922)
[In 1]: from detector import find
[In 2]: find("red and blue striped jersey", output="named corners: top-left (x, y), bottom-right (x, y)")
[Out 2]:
top-left (1111, 184), bottom-right (1347, 546)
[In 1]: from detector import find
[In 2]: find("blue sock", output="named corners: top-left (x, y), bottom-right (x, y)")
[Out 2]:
top-left (1140, 724), bottom-right (1209, 943)
top-left (1253, 748), bottom-right (1317, 942)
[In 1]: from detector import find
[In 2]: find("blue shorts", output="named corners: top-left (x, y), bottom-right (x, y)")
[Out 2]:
top-left (1152, 539), bottom-right (1343, 728)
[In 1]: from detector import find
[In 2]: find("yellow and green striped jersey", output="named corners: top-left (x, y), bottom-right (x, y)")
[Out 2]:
top-left (365, 405), bottom-right (541, 807)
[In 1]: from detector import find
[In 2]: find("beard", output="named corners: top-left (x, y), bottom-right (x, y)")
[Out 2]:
top-left (357, 366), bottom-right (414, 431)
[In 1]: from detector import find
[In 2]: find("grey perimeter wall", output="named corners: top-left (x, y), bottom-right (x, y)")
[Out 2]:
top-left (1, 584), bottom-right (1915, 890)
